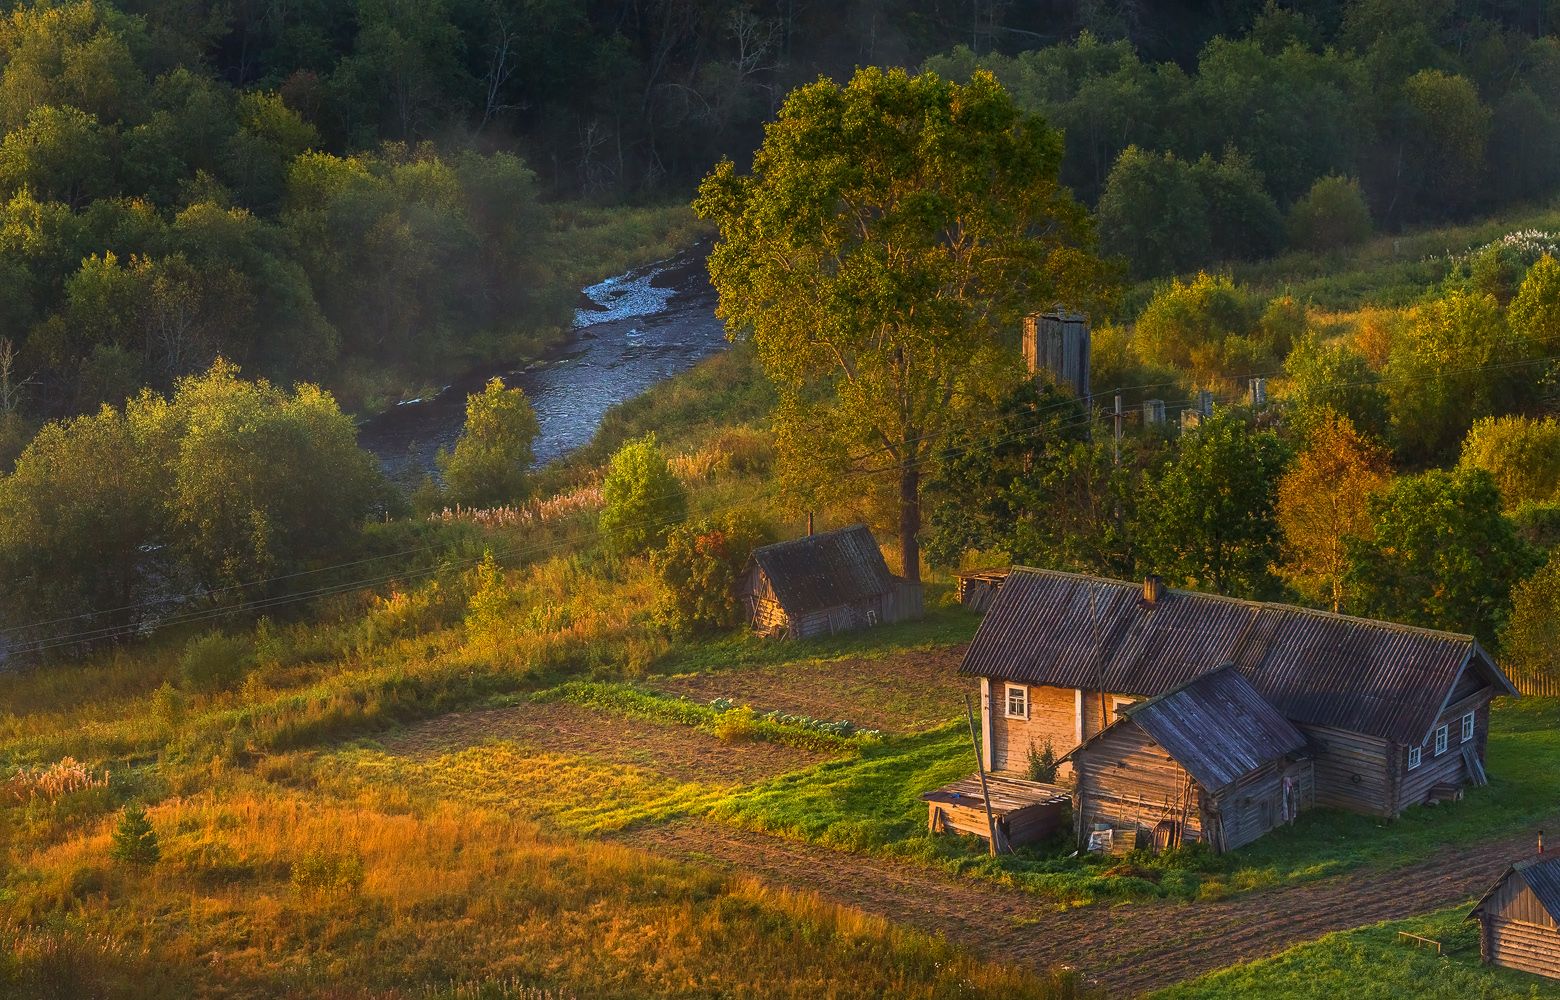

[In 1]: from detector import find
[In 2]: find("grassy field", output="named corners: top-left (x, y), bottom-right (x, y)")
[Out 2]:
top-left (1154, 905), bottom-right (1560, 1000)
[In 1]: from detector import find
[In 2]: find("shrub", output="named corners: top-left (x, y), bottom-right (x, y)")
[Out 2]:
top-left (178, 632), bottom-right (253, 691)
top-left (1287, 175), bottom-right (1371, 252)
top-left (1460, 415), bottom-right (1560, 509)
top-left (712, 706), bottom-right (760, 742)
top-left (152, 682), bottom-right (186, 731)
top-left (654, 510), bottom-right (773, 636)
top-left (109, 804), bottom-right (160, 865)
top-left (1502, 555), bottom-right (1560, 684)
top-left (437, 378), bottom-right (540, 508)
top-left (290, 849), bottom-right (365, 899)
top-left (599, 433), bottom-right (686, 557)
top-left (1026, 740), bottom-right (1058, 783)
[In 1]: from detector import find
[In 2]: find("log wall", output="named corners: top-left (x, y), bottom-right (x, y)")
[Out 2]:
top-left (988, 684), bottom-right (1137, 778)
top-left (1483, 917), bottom-right (1560, 980)
top-left (1393, 688), bottom-right (1493, 812)
top-left (1074, 721), bottom-right (1205, 845)
top-left (1298, 722), bottom-right (1396, 816)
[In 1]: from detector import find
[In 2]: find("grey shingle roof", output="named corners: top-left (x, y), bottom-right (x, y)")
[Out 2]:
top-left (750, 525), bottom-right (896, 616)
top-left (960, 567), bottom-right (1516, 745)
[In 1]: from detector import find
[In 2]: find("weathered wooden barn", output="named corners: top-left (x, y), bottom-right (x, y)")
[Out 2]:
top-left (742, 525), bottom-right (920, 639)
top-left (1062, 665), bottom-right (1315, 853)
top-left (1022, 310), bottom-right (1090, 403)
top-left (958, 568), bottom-right (1517, 825)
top-left (1469, 852), bottom-right (1560, 980)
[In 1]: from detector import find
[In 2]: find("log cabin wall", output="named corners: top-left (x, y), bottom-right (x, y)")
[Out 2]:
top-left (1207, 758), bottom-right (1314, 853)
top-left (1297, 722), bottom-right (1396, 817)
top-left (1394, 688), bottom-right (1494, 812)
top-left (1074, 721), bottom-right (1204, 845)
top-left (987, 683), bottom-right (1138, 777)
top-left (1477, 876), bottom-right (1560, 979)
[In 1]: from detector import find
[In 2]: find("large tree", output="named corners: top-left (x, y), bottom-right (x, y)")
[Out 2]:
top-left (694, 67), bottom-right (1108, 582)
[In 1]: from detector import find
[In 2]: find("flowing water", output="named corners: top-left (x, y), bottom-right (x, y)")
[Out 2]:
top-left (358, 241), bottom-right (727, 484)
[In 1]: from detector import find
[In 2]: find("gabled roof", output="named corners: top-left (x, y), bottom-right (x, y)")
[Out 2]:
top-left (1469, 854), bottom-right (1560, 922)
top-left (960, 568), bottom-right (1517, 746)
top-left (749, 525), bottom-right (897, 616)
top-left (1062, 665), bottom-right (1308, 792)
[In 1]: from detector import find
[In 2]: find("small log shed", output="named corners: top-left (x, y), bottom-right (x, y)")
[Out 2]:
top-left (741, 525), bottom-right (922, 639)
top-left (1469, 849), bottom-right (1560, 980)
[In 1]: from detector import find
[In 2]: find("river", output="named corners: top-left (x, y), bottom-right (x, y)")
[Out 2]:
top-left (357, 241), bottom-right (727, 484)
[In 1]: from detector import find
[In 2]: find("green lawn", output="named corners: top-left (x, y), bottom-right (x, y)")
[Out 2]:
top-left (1154, 906), bottom-right (1560, 999)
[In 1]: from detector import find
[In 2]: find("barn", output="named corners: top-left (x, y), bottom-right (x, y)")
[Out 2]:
top-left (957, 567), bottom-right (1518, 820)
top-left (1469, 851), bottom-right (1560, 980)
top-left (1062, 664), bottom-right (1315, 853)
top-left (741, 525), bottom-right (921, 639)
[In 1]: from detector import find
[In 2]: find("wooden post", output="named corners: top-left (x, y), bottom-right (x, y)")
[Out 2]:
top-left (965, 693), bottom-right (1003, 856)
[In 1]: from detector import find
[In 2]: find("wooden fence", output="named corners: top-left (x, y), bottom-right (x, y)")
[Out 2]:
top-left (1502, 665), bottom-right (1560, 698)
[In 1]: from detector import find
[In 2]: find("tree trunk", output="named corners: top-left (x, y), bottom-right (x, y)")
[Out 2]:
top-left (899, 457), bottom-right (921, 584)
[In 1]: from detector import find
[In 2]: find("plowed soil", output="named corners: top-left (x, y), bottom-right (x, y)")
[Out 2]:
top-left (653, 645), bottom-right (976, 733)
top-left (378, 700), bottom-right (834, 786)
top-left (618, 817), bottom-right (1554, 997)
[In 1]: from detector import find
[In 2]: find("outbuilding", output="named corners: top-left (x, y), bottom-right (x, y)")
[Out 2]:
top-left (1469, 850), bottom-right (1560, 980)
top-left (741, 525), bottom-right (921, 639)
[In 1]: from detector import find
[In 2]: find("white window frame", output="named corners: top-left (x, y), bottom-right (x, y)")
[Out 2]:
top-left (1004, 684), bottom-right (1029, 720)
top-left (1461, 711), bottom-right (1475, 743)
top-left (1408, 745), bottom-right (1422, 770)
top-left (1434, 725), bottom-right (1449, 756)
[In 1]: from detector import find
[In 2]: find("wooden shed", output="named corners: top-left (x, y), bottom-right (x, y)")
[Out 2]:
top-left (955, 568), bottom-right (1010, 614)
top-left (959, 567), bottom-right (1518, 817)
top-left (1469, 851), bottom-right (1560, 979)
top-left (1063, 665), bottom-right (1314, 853)
top-left (1022, 310), bottom-right (1090, 403)
top-left (921, 774), bottom-right (1069, 851)
top-left (741, 525), bottom-right (921, 639)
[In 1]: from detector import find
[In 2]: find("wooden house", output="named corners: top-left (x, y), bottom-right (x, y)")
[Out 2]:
top-left (1062, 665), bottom-right (1314, 853)
top-left (1469, 851), bottom-right (1560, 979)
top-left (742, 525), bottom-right (921, 639)
top-left (958, 568), bottom-right (1517, 819)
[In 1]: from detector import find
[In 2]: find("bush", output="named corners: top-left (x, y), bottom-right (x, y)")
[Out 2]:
top-left (599, 433), bottom-right (686, 557)
top-left (177, 632), bottom-right (253, 692)
top-left (1460, 415), bottom-right (1560, 510)
top-left (654, 510), bottom-right (773, 636)
top-left (290, 849), bottom-right (365, 899)
top-left (1503, 556), bottom-right (1560, 684)
top-left (1026, 740), bottom-right (1058, 783)
top-left (109, 804), bottom-right (160, 866)
top-left (437, 378), bottom-right (540, 508)
top-left (1287, 175), bottom-right (1371, 252)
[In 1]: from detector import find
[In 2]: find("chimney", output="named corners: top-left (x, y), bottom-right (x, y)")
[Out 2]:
top-left (1143, 575), bottom-right (1163, 605)
top-left (1541, 829), bottom-right (1546, 856)
top-left (806, 512), bottom-right (814, 537)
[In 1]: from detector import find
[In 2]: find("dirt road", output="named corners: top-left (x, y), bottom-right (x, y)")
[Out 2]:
top-left (619, 818), bottom-right (1548, 996)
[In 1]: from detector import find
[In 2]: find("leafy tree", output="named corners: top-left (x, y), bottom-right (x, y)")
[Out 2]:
top-left (1345, 467), bottom-right (1537, 644)
top-left (1508, 253), bottom-right (1560, 351)
top-left (437, 377), bottom-right (540, 508)
top-left (109, 804), bottom-right (160, 865)
top-left (1501, 555), bottom-right (1560, 684)
top-left (1490, 87), bottom-right (1560, 204)
top-left (1134, 408), bottom-right (1290, 597)
top-left (1276, 412), bottom-right (1393, 611)
top-left (599, 433), bottom-right (686, 557)
top-left (654, 510), bottom-right (772, 636)
top-left (1374, 70), bottom-right (1490, 224)
top-left (696, 68), bottom-right (1107, 583)
top-left (1132, 272), bottom-right (1297, 380)
top-left (1286, 175), bottom-right (1372, 252)
top-left (0, 104), bottom-right (113, 206)
top-left (1097, 146), bottom-right (1209, 279)
top-left (1387, 288), bottom-right (1538, 464)
top-left (1281, 336), bottom-right (1391, 443)
top-left (1459, 416), bottom-right (1560, 510)
top-left (1190, 150), bottom-right (1283, 264)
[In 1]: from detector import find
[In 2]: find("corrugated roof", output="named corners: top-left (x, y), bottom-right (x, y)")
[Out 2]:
top-left (751, 525), bottom-right (896, 616)
top-left (1470, 855), bottom-right (1560, 922)
top-left (959, 568), bottom-right (1516, 745)
top-left (1115, 665), bottom-right (1307, 791)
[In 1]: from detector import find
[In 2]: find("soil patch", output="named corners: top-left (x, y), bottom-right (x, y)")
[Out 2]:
top-left (654, 644), bottom-right (975, 734)
top-left (379, 700), bottom-right (834, 786)
top-left (618, 817), bottom-right (1557, 996)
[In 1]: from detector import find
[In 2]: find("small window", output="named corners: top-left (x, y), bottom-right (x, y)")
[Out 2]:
top-left (1408, 746), bottom-right (1422, 770)
top-left (1004, 684), bottom-right (1028, 720)
top-left (1434, 725), bottom-right (1449, 756)
top-left (1461, 711), bottom-right (1475, 743)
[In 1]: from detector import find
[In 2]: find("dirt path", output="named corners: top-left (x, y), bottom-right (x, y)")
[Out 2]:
top-left (618, 818), bottom-right (1554, 996)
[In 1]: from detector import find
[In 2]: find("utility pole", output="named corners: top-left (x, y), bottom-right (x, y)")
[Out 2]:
top-left (1113, 391), bottom-right (1122, 467)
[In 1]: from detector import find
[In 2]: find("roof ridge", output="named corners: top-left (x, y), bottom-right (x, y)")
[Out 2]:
top-left (1005, 566), bottom-right (1477, 645)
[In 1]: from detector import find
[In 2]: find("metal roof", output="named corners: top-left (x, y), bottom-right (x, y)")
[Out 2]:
top-left (1470, 855), bottom-right (1560, 922)
top-left (750, 525), bottom-right (897, 616)
top-left (959, 568), bottom-right (1517, 745)
top-left (1113, 665), bottom-right (1307, 792)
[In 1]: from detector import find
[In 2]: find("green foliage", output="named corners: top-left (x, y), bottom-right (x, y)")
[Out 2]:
top-left (1026, 739), bottom-right (1058, 784)
top-left (1345, 468), bottom-right (1538, 644)
top-left (1502, 555), bottom-right (1560, 685)
top-left (1135, 409), bottom-right (1290, 598)
top-left (1508, 253), bottom-right (1560, 353)
top-left (1098, 147), bottom-right (1209, 278)
top-left (599, 434), bottom-right (686, 557)
top-left (178, 632), bottom-right (253, 692)
top-left (1281, 337), bottom-right (1391, 443)
top-left (1460, 415), bottom-right (1560, 510)
top-left (1133, 273), bottom-right (1300, 380)
top-left (437, 378), bottom-right (540, 508)
top-left (1286, 176), bottom-right (1372, 253)
top-left (696, 66), bottom-right (1109, 582)
top-left (109, 804), bottom-right (160, 865)
top-left (654, 511), bottom-right (773, 636)
top-left (290, 849), bottom-right (365, 900)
